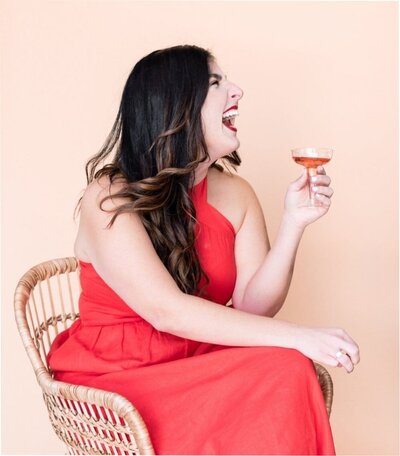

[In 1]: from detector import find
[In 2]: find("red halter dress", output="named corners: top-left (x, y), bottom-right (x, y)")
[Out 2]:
top-left (47, 175), bottom-right (336, 455)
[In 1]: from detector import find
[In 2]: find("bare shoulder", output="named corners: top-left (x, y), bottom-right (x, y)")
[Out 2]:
top-left (80, 174), bottom-right (128, 212)
top-left (75, 174), bottom-right (141, 261)
top-left (209, 166), bottom-right (256, 196)
top-left (207, 166), bottom-right (258, 233)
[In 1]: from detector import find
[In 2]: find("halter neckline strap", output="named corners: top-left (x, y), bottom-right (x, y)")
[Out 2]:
top-left (190, 175), bottom-right (235, 235)
top-left (190, 175), bottom-right (207, 197)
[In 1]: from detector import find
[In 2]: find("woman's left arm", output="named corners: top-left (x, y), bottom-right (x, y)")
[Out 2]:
top-left (232, 166), bottom-right (333, 317)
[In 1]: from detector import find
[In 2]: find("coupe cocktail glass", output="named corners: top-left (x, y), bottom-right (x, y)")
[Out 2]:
top-left (291, 147), bottom-right (333, 206)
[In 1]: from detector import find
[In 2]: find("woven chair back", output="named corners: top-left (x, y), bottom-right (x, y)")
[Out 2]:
top-left (14, 257), bottom-right (155, 455)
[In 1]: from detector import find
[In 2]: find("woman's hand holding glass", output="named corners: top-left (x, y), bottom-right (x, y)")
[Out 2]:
top-left (283, 166), bottom-right (334, 230)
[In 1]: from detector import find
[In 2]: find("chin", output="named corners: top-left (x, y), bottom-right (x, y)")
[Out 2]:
top-left (206, 136), bottom-right (240, 160)
top-left (225, 138), bottom-right (240, 155)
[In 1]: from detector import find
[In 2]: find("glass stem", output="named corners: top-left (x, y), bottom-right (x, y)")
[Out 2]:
top-left (307, 167), bottom-right (317, 206)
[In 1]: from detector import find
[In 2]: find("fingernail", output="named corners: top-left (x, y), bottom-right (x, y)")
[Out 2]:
top-left (312, 186), bottom-right (318, 192)
top-left (311, 176), bottom-right (317, 182)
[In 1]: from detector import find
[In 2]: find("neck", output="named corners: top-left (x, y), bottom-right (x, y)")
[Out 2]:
top-left (192, 167), bottom-right (209, 187)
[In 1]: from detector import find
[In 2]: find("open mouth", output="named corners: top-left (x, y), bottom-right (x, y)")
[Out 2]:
top-left (222, 108), bottom-right (239, 132)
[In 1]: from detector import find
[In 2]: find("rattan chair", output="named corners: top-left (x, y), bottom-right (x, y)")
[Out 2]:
top-left (15, 256), bottom-right (333, 455)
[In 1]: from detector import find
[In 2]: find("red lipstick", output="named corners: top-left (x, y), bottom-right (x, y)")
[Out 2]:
top-left (223, 105), bottom-right (238, 114)
top-left (224, 124), bottom-right (237, 132)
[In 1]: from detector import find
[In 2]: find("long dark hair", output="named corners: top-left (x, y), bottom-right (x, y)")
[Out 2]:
top-left (80, 45), bottom-right (241, 296)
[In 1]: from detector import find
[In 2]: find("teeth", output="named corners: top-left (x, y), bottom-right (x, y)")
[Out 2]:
top-left (222, 109), bottom-right (239, 120)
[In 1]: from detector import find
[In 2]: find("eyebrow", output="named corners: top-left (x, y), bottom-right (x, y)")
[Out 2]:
top-left (208, 73), bottom-right (227, 80)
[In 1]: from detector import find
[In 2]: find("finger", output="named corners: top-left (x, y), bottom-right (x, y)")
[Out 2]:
top-left (317, 166), bottom-right (326, 175)
top-left (290, 168), bottom-right (308, 191)
top-left (345, 342), bottom-right (361, 364)
top-left (323, 355), bottom-right (341, 368)
top-left (333, 350), bottom-right (354, 373)
top-left (336, 342), bottom-right (361, 365)
top-left (314, 193), bottom-right (332, 206)
top-left (310, 175), bottom-right (331, 186)
top-left (326, 355), bottom-right (341, 368)
top-left (337, 354), bottom-right (354, 373)
top-left (311, 186), bottom-right (334, 198)
top-left (345, 344), bottom-right (361, 365)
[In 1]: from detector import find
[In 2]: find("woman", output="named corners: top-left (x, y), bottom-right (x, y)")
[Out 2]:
top-left (48, 44), bottom-right (360, 455)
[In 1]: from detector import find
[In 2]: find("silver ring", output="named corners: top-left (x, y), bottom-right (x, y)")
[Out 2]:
top-left (335, 349), bottom-right (346, 359)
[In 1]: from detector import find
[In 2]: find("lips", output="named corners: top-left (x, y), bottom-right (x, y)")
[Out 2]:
top-left (223, 123), bottom-right (237, 132)
top-left (223, 105), bottom-right (238, 114)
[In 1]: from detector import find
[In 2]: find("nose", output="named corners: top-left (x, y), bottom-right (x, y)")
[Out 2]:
top-left (229, 82), bottom-right (243, 101)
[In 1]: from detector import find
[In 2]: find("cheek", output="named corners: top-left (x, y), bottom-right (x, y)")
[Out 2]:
top-left (205, 122), bottom-right (224, 147)
top-left (201, 112), bottom-right (221, 139)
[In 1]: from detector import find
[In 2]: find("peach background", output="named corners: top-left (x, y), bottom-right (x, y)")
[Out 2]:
top-left (1, 1), bottom-right (398, 454)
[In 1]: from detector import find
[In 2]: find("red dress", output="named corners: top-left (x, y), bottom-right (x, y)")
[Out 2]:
top-left (47, 175), bottom-right (336, 455)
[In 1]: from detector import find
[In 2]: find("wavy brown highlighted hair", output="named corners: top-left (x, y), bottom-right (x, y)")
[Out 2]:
top-left (80, 45), bottom-right (241, 296)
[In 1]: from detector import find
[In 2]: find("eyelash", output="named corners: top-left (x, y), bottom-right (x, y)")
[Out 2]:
top-left (211, 80), bottom-right (220, 87)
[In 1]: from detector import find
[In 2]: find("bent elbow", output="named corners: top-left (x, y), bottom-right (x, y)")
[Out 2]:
top-left (150, 292), bottom-right (183, 333)
top-left (152, 314), bottom-right (172, 332)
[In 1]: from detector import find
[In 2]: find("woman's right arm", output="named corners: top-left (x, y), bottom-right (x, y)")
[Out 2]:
top-left (77, 180), bottom-right (360, 373)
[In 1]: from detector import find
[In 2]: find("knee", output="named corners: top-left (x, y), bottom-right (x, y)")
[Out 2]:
top-left (275, 347), bottom-right (315, 374)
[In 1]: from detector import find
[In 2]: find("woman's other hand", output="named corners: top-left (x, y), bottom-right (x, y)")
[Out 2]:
top-left (293, 325), bottom-right (361, 374)
top-left (283, 166), bottom-right (334, 229)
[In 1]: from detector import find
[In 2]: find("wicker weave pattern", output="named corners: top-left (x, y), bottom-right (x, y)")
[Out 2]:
top-left (15, 257), bottom-right (333, 455)
top-left (315, 363), bottom-right (334, 414)
top-left (44, 392), bottom-right (141, 455)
